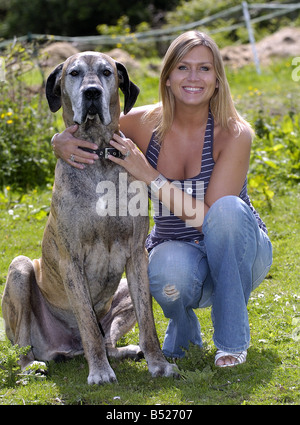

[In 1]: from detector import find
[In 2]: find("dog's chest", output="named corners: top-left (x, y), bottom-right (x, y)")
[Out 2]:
top-left (53, 162), bottom-right (147, 241)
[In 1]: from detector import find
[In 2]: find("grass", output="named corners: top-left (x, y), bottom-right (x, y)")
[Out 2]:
top-left (1, 187), bottom-right (299, 405)
top-left (227, 59), bottom-right (300, 118)
top-left (0, 57), bottom-right (299, 405)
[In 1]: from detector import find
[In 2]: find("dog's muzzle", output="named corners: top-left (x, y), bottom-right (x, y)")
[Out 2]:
top-left (84, 87), bottom-right (101, 102)
top-left (80, 86), bottom-right (112, 126)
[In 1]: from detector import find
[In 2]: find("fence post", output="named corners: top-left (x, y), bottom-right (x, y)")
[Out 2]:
top-left (242, 1), bottom-right (261, 74)
top-left (0, 57), bottom-right (5, 82)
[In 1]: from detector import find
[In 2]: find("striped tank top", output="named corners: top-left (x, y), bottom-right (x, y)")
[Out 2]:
top-left (145, 110), bottom-right (267, 251)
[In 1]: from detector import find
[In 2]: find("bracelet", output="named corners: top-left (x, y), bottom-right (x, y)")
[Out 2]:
top-left (51, 133), bottom-right (59, 147)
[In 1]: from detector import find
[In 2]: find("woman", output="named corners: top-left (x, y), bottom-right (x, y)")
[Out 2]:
top-left (52, 31), bottom-right (272, 367)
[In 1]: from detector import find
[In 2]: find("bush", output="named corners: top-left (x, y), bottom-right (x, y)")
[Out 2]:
top-left (97, 16), bottom-right (159, 58)
top-left (249, 112), bottom-right (300, 208)
top-left (0, 342), bottom-right (30, 387)
top-left (0, 43), bottom-right (58, 191)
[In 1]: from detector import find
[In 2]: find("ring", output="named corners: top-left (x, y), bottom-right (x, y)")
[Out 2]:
top-left (70, 154), bottom-right (75, 162)
top-left (125, 151), bottom-right (131, 158)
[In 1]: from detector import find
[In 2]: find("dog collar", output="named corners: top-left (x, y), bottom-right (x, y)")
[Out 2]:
top-left (79, 146), bottom-right (123, 159)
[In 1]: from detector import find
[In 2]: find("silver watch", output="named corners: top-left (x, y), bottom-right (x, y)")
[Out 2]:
top-left (150, 174), bottom-right (168, 193)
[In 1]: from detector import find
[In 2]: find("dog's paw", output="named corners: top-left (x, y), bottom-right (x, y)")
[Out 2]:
top-left (87, 365), bottom-right (117, 385)
top-left (23, 361), bottom-right (48, 376)
top-left (148, 360), bottom-right (179, 378)
top-left (107, 344), bottom-right (144, 361)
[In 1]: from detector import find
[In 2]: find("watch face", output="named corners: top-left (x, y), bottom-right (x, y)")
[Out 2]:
top-left (155, 175), bottom-right (167, 188)
top-left (150, 174), bottom-right (167, 193)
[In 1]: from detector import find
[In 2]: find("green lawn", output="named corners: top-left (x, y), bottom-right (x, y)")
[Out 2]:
top-left (0, 187), bottom-right (299, 405)
top-left (0, 57), bottom-right (299, 405)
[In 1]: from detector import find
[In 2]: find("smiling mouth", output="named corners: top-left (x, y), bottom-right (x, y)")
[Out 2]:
top-left (183, 87), bottom-right (203, 93)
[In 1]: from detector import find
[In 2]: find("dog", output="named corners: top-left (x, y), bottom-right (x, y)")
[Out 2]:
top-left (2, 51), bottom-right (176, 384)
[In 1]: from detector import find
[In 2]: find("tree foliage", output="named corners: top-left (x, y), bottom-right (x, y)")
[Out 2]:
top-left (0, 0), bottom-right (179, 38)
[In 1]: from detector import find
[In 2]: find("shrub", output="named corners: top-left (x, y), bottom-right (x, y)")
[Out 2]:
top-left (0, 43), bottom-right (58, 191)
top-left (97, 16), bottom-right (158, 58)
top-left (249, 112), bottom-right (300, 208)
top-left (0, 342), bottom-right (30, 387)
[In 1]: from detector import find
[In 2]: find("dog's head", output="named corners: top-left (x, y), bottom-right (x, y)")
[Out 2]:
top-left (46, 51), bottom-right (140, 127)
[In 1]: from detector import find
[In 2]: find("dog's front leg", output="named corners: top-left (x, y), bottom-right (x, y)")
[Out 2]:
top-left (60, 258), bottom-right (117, 385)
top-left (126, 248), bottom-right (178, 378)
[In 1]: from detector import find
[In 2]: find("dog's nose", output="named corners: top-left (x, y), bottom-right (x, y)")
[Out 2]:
top-left (84, 87), bottom-right (101, 100)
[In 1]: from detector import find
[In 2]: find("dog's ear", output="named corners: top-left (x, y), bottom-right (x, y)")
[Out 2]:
top-left (46, 63), bottom-right (64, 112)
top-left (116, 62), bottom-right (140, 115)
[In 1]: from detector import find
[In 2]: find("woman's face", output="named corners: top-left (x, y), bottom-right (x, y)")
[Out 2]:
top-left (166, 45), bottom-right (218, 108)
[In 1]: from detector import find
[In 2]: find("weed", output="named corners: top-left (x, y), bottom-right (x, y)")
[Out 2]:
top-left (0, 342), bottom-right (31, 387)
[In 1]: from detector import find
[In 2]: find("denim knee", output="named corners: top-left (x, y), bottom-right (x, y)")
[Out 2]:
top-left (148, 241), bottom-right (204, 312)
top-left (149, 242), bottom-right (190, 303)
top-left (203, 195), bottom-right (252, 240)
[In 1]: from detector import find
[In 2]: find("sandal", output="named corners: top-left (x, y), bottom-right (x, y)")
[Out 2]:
top-left (215, 349), bottom-right (247, 367)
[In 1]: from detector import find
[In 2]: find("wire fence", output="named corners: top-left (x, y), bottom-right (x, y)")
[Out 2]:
top-left (0, 1), bottom-right (299, 49)
top-left (0, 0), bottom-right (299, 74)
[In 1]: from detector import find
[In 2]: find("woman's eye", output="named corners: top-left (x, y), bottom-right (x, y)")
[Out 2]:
top-left (201, 66), bottom-right (209, 71)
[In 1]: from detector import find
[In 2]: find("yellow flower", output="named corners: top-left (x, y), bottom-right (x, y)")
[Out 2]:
top-left (6, 186), bottom-right (10, 191)
top-left (6, 119), bottom-right (13, 124)
top-left (6, 111), bottom-right (13, 116)
top-left (1, 113), bottom-right (5, 119)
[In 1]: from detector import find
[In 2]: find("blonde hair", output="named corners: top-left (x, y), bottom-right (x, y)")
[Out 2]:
top-left (145, 31), bottom-right (253, 142)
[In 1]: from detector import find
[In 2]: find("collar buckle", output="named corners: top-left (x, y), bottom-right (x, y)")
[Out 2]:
top-left (79, 146), bottom-right (122, 159)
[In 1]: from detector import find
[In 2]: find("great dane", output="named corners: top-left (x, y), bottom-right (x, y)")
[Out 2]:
top-left (2, 51), bottom-right (176, 384)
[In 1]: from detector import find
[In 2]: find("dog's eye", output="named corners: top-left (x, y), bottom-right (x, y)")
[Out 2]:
top-left (103, 69), bottom-right (112, 77)
top-left (70, 70), bottom-right (79, 76)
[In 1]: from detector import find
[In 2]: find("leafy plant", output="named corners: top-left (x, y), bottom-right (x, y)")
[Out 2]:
top-left (248, 112), bottom-right (300, 208)
top-left (97, 16), bottom-right (158, 57)
top-left (0, 43), bottom-right (58, 191)
top-left (0, 342), bottom-right (31, 387)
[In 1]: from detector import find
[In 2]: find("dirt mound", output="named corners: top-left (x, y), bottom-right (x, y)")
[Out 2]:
top-left (40, 27), bottom-right (300, 71)
top-left (221, 27), bottom-right (300, 68)
top-left (41, 42), bottom-right (80, 68)
top-left (105, 48), bottom-right (140, 72)
top-left (40, 43), bottom-right (139, 73)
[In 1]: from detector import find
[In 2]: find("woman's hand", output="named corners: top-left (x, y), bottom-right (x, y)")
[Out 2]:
top-left (51, 125), bottom-right (99, 169)
top-left (109, 133), bottom-right (158, 184)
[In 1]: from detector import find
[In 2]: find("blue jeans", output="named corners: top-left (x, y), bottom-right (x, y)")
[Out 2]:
top-left (148, 196), bottom-right (272, 358)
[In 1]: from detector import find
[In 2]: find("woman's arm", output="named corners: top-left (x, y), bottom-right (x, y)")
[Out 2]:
top-left (204, 125), bottom-right (252, 208)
